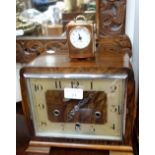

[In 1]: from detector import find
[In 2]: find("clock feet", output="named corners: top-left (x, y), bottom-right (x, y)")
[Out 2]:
top-left (25, 145), bottom-right (50, 155)
top-left (109, 151), bottom-right (134, 155)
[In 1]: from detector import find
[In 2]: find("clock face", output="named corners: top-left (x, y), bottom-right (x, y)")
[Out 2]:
top-left (25, 73), bottom-right (126, 141)
top-left (69, 26), bottom-right (91, 49)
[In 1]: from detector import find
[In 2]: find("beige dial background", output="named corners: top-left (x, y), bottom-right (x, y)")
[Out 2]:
top-left (27, 77), bottom-right (126, 140)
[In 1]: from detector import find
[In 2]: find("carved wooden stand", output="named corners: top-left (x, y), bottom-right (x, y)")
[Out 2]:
top-left (25, 145), bottom-right (50, 155)
top-left (25, 140), bottom-right (133, 155)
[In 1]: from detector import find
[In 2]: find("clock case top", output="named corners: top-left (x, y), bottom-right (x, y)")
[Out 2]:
top-left (20, 44), bottom-right (135, 149)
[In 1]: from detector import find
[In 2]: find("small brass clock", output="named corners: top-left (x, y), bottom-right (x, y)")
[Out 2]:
top-left (66, 15), bottom-right (95, 58)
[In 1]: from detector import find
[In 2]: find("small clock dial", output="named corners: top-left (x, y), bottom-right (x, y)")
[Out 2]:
top-left (69, 26), bottom-right (91, 49)
top-left (26, 75), bottom-right (126, 141)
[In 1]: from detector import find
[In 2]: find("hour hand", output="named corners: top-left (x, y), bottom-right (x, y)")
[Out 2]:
top-left (78, 33), bottom-right (82, 40)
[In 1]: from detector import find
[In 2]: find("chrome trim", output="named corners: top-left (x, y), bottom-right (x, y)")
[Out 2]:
top-left (24, 73), bottom-right (127, 79)
top-left (36, 132), bottom-right (122, 141)
top-left (24, 72), bottom-right (126, 141)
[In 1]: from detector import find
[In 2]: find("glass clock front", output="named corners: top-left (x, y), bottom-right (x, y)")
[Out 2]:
top-left (69, 26), bottom-right (91, 49)
top-left (26, 74), bottom-right (126, 141)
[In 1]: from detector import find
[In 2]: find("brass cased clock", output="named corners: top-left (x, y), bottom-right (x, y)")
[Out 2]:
top-left (66, 15), bottom-right (95, 58)
top-left (20, 47), bottom-right (135, 154)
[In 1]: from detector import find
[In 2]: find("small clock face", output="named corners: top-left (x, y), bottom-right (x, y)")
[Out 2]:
top-left (69, 26), bottom-right (91, 49)
top-left (25, 73), bottom-right (126, 141)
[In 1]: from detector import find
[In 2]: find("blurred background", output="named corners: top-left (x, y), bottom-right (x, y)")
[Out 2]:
top-left (16, 0), bottom-right (96, 37)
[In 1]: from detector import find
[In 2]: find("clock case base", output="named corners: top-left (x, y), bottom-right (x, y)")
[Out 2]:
top-left (25, 140), bottom-right (133, 155)
top-left (20, 44), bottom-right (136, 153)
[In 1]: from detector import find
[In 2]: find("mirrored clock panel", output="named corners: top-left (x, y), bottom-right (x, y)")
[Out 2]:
top-left (25, 74), bottom-right (126, 141)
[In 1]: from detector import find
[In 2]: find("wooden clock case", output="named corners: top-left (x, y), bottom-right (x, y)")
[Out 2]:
top-left (19, 38), bottom-right (135, 154)
top-left (66, 18), bottom-right (95, 58)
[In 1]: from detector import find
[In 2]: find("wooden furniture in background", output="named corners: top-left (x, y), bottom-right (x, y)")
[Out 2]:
top-left (16, 0), bottom-right (129, 64)
top-left (16, 37), bottom-right (67, 63)
top-left (96, 0), bottom-right (126, 38)
top-left (16, 34), bottom-right (131, 64)
top-left (42, 24), bottom-right (63, 36)
top-left (62, 11), bottom-right (95, 31)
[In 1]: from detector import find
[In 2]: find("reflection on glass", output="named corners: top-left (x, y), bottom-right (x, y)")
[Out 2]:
top-left (16, 0), bottom-right (96, 37)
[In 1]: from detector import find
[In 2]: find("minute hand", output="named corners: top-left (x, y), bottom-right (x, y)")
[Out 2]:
top-left (67, 92), bottom-right (97, 121)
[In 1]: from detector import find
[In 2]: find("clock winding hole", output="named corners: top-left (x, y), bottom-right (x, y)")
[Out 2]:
top-left (95, 111), bottom-right (102, 119)
top-left (53, 109), bottom-right (60, 117)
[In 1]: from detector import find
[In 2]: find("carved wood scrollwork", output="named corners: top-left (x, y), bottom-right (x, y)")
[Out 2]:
top-left (16, 38), bottom-right (67, 63)
top-left (98, 35), bottom-right (132, 57)
top-left (96, 0), bottom-right (126, 37)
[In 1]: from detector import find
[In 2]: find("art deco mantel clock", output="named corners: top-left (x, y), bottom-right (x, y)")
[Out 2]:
top-left (20, 37), bottom-right (136, 154)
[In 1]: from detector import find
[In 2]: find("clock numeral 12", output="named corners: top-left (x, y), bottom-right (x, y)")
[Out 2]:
top-left (71, 80), bottom-right (79, 88)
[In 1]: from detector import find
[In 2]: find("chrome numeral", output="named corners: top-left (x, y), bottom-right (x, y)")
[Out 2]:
top-left (90, 81), bottom-right (93, 90)
top-left (38, 104), bottom-right (45, 109)
top-left (41, 121), bottom-right (47, 126)
top-left (89, 125), bottom-right (96, 133)
top-left (110, 105), bottom-right (122, 115)
top-left (61, 123), bottom-right (64, 131)
top-left (112, 123), bottom-right (115, 130)
top-left (34, 84), bottom-right (43, 92)
top-left (71, 80), bottom-right (79, 88)
top-left (55, 81), bottom-right (61, 89)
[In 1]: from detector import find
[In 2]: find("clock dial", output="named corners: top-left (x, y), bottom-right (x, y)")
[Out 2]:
top-left (69, 26), bottom-right (91, 49)
top-left (26, 75), bottom-right (126, 141)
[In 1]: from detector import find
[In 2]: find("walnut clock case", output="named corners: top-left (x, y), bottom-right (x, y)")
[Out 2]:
top-left (66, 15), bottom-right (95, 58)
top-left (20, 44), bottom-right (136, 154)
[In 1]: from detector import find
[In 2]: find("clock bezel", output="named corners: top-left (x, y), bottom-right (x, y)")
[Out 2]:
top-left (24, 72), bottom-right (127, 141)
top-left (69, 26), bottom-right (91, 49)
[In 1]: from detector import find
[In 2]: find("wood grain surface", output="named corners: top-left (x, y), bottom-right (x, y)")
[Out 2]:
top-left (96, 0), bottom-right (126, 37)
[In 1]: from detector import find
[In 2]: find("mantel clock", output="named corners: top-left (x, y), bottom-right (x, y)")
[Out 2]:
top-left (66, 15), bottom-right (95, 58)
top-left (20, 43), bottom-right (135, 154)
